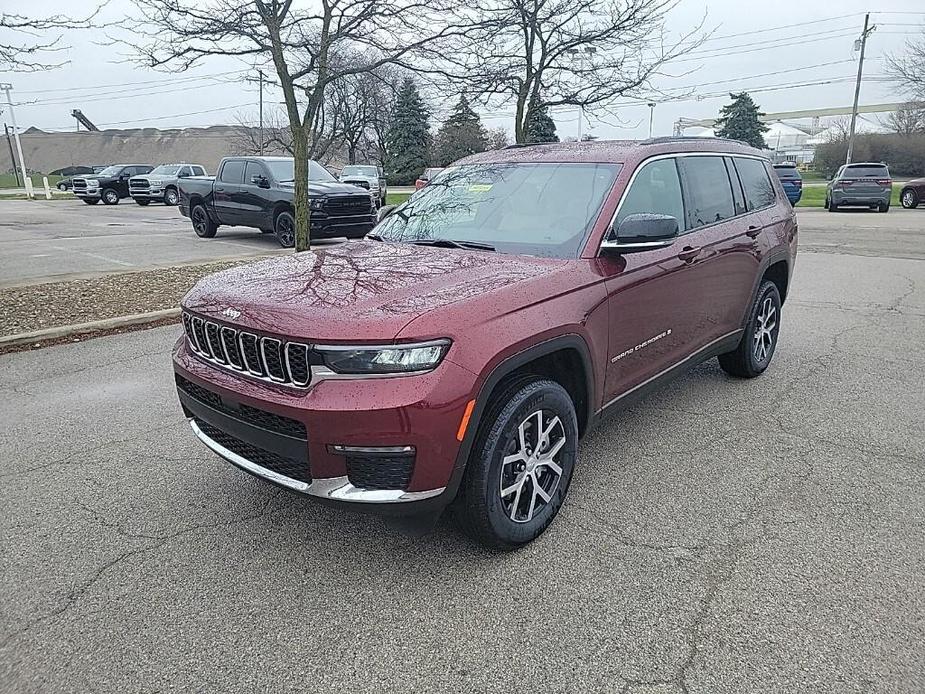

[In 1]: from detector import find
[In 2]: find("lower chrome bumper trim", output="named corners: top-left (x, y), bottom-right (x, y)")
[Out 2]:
top-left (189, 419), bottom-right (445, 503)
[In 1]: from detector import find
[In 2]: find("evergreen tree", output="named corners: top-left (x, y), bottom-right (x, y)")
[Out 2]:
top-left (384, 78), bottom-right (431, 184)
top-left (715, 92), bottom-right (769, 149)
top-left (433, 95), bottom-right (488, 165)
top-left (524, 102), bottom-right (559, 143)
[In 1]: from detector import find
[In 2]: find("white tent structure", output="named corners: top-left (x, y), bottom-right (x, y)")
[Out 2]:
top-left (764, 122), bottom-right (810, 150)
top-left (807, 116), bottom-right (891, 145)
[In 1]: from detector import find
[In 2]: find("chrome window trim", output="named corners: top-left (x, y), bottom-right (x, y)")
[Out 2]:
top-left (191, 419), bottom-right (444, 503)
top-left (598, 151), bottom-right (775, 255)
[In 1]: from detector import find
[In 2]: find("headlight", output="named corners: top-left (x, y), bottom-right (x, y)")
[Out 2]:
top-left (317, 340), bottom-right (450, 374)
top-left (87, 181), bottom-right (99, 188)
top-left (309, 198), bottom-right (325, 210)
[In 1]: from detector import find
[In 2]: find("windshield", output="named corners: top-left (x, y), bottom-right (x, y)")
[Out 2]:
top-left (150, 165), bottom-right (181, 176)
top-left (265, 159), bottom-right (335, 182)
top-left (96, 166), bottom-right (122, 177)
top-left (342, 166), bottom-right (378, 177)
top-left (375, 163), bottom-right (620, 258)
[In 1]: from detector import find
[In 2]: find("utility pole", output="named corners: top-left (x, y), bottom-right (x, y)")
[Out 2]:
top-left (258, 70), bottom-right (264, 155)
top-left (4, 124), bottom-right (21, 186)
top-left (0, 84), bottom-right (30, 197)
top-left (647, 103), bottom-right (656, 138)
top-left (846, 13), bottom-right (873, 165)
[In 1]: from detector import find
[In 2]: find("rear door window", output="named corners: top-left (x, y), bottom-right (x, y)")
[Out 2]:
top-left (219, 160), bottom-right (245, 184)
top-left (616, 157), bottom-right (685, 230)
top-left (192, 166), bottom-right (206, 176)
top-left (677, 156), bottom-right (735, 228)
top-left (734, 157), bottom-right (777, 210)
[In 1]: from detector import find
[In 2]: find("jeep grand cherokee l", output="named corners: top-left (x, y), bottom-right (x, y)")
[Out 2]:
top-left (173, 138), bottom-right (797, 548)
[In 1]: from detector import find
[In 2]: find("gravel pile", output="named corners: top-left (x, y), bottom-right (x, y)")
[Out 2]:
top-left (0, 260), bottom-right (252, 337)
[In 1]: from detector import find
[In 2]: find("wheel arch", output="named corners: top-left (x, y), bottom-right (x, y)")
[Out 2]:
top-left (445, 335), bottom-right (595, 503)
top-left (272, 201), bottom-right (293, 227)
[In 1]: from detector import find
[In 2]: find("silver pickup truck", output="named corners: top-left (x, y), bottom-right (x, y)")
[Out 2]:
top-left (129, 163), bottom-right (207, 206)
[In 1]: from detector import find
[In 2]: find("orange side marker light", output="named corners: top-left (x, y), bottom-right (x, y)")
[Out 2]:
top-left (456, 399), bottom-right (476, 442)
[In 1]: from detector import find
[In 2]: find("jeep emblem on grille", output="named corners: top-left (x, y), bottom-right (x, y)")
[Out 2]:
top-left (221, 307), bottom-right (241, 320)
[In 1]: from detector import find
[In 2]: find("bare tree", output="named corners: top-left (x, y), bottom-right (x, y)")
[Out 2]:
top-left (328, 64), bottom-right (399, 164)
top-left (128, 0), bottom-right (475, 251)
top-left (885, 103), bottom-right (925, 136)
top-left (1, 8), bottom-right (107, 72)
top-left (886, 29), bottom-right (925, 101)
top-left (459, 0), bottom-right (702, 142)
top-left (231, 109), bottom-right (295, 155)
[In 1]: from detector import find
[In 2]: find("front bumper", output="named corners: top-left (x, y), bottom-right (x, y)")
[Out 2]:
top-left (131, 191), bottom-right (164, 200)
top-left (74, 190), bottom-right (100, 199)
top-left (173, 336), bottom-right (477, 512)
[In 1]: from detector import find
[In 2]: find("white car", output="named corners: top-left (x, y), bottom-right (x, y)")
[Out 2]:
top-left (339, 164), bottom-right (387, 206)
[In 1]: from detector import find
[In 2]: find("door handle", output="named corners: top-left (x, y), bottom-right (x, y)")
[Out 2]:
top-left (745, 225), bottom-right (762, 239)
top-left (677, 246), bottom-right (701, 262)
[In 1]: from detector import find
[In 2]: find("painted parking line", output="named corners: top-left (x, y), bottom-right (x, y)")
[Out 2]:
top-left (49, 245), bottom-right (135, 268)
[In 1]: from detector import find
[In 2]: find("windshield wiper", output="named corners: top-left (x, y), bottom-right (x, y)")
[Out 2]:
top-left (410, 238), bottom-right (495, 251)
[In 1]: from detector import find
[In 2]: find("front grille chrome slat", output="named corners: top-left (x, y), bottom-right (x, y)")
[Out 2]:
top-left (182, 311), bottom-right (310, 389)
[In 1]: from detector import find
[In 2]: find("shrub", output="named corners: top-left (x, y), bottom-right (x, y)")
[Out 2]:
top-left (814, 134), bottom-right (925, 177)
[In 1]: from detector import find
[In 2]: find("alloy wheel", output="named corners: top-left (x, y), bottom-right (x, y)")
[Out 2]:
top-left (276, 214), bottom-right (295, 247)
top-left (753, 296), bottom-right (777, 364)
top-left (192, 207), bottom-right (208, 235)
top-left (104, 190), bottom-right (118, 204)
top-left (902, 190), bottom-right (916, 208)
top-left (499, 409), bottom-right (566, 523)
top-left (165, 189), bottom-right (179, 205)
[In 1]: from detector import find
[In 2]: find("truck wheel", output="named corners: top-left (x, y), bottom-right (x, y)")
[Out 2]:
top-left (82, 198), bottom-right (99, 205)
top-left (102, 188), bottom-right (120, 205)
top-left (275, 211), bottom-right (296, 248)
top-left (164, 188), bottom-right (179, 206)
top-left (191, 204), bottom-right (217, 238)
top-left (457, 377), bottom-right (578, 549)
top-left (134, 199), bottom-right (150, 206)
top-left (718, 280), bottom-right (782, 378)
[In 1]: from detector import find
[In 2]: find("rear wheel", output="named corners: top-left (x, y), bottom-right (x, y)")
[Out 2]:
top-left (191, 204), bottom-right (217, 238)
top-left (102, 188), bottom-right (120, 205)
top-left (82, 198), bottom-right (99, 205)
top-left (164, 188), bottom-right (179, 206)
top-left (878, 201), bottom-right (890, 213)
top-left (457, 378), bottom-right (578, 549)
top-left (134, 198), bottom-right (150, 206)
top-left (901, 189), bottom-right (918, 209)
top-left (275, 211), bottom-right (296, 248)
top-left (827, 197), bottom-right (838, 212)
top-left (718, 280), bottom-right (782, 378)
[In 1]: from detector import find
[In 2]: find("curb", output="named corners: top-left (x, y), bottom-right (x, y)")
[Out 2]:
top-left (0, 308), bottom-right (181, 349)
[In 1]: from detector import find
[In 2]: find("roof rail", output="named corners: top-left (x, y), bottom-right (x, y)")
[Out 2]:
top-left (502, 141), bottom-right (562, 149)
top-left (642, 135), bottom-right (752, 146)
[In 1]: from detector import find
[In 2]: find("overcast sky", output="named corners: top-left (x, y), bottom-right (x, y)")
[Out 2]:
top-left (2, 0), bottom-right (923, 140)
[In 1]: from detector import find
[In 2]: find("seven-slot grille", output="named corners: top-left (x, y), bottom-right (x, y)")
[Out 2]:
top-left (182, 311), bottom-right (311, 387)
top-left (324, 194), bottom-right (373, 215)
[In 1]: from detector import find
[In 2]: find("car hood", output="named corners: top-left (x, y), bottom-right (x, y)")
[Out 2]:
top-left (278, 180), bottom-right (370, 196)
top-left (182, 241), bottom-right (569, 342)
top-left (133, 174), bottom-right (172, 183)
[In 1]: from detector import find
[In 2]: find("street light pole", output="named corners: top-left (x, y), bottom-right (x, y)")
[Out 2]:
top-left (647, 102), bottom-right (656, 138)
top-left (0, 84), bottom-right (30, 198)
top-left (258, 70), bottom-right (264, 156)
top-left (846, 13), bottom-right (873, 165)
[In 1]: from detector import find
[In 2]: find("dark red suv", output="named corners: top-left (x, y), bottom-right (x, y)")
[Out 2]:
top-left (173, 138), bottom-right (797, 548)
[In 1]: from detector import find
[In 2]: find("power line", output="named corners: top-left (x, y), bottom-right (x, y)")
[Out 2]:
top-left (668, 31), bottom-right (860, 63)
top-left (14, 69), bottom-right (250, 95)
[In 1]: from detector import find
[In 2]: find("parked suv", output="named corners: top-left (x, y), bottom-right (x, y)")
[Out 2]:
top-left (72, 164), bottom-right (154, 205)
top-left (130, 163), bottom-right (207, 206)
top-left (825, 162), bottom-right (892, 212)
top-left (772, 162), bottom-right (802, 205)
top-left (339, 164), bottom-right (387, 206)
top-left (173, 138), bottom-right (797, 548)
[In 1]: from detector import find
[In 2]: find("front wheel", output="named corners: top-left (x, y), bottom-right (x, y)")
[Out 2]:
top-left (457, 378), bottom-right (578, 549)
top-left (57, 182), bottom-right (67, 191)
top-left (191, 204), bottom-right (217, 238)
top-left (102, 188), bottom-right (120, 205)
top-left (275, 211), bottom-right (296, 248)
top-left (901, 189), bottom-right (918, 209)
top-left (164, 188), bottom-right (179, 206)
top-left (719, 280), bottom-right (782, 378)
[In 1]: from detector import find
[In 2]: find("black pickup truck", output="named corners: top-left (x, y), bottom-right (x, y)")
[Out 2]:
top-left (177, 156), bottom-right (376, 247)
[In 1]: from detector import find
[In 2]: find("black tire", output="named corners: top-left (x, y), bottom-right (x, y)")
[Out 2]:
top-left (164, 188), bottom-right (179, 206)
top-left (878, 201), bottom-right (890, 213)
top-left (57, 182), bottom-right (67, 191)
top-left (134, 198), bottom-right (150, 206)
top-left (191, 204), bottom-right (217, 238)
top-left (457, 377), bottom-right (578, 549)
top-left (275, 210), bottom-right (296, 248)
top-left (900, 188), bottom-right (919, 209)
top-left (82, 198), bottom-right (99, 205)
top-left (718, 280), bottom-right (782, 378)
top-left (827, 197), bottom-right (838, 212)
top-left (101, 188), bottom-right (120, 205)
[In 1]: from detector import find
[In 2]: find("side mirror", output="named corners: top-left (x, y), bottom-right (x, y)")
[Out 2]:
top-left (602, 213), bottom-right (679, 253)
top-left (251, 174), bottom-right (270, 188)
top-left (377, 204), bottom-right (396, 223)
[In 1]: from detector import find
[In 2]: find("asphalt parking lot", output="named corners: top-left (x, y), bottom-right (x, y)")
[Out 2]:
top-left (1, 210), bottom-right (924, 692)
top-left (0, 199), bottom-right (291, 287)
